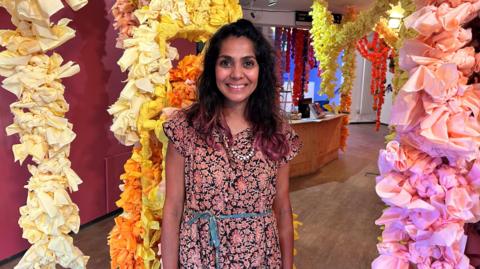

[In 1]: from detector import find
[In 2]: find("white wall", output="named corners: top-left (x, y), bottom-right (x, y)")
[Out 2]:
top-left (380, 72), bottom-right (393, 125)
top-left (349, 52), bottom-right (376, 122)
top-left (349, 51), bottom-right (394, 124)
top-left (243, 8), bottom-right (297, 27)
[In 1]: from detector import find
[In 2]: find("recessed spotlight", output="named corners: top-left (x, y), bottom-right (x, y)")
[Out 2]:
top-left (267, 0), bottom-right (277, 7)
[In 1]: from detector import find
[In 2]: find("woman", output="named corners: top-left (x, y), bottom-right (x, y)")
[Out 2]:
top-left (161, 19), bottom-right (301, 268)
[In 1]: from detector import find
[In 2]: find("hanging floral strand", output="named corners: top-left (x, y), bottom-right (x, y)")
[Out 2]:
top-left (280, 28), bottom-right (287, 82)
top-left (356, 32), bottom-right (391, 130)
top-left (286, 28), bottom-right (292, 74)
top-left (292, 29), bottom-right (306, 106)
top-left (301, 31), bottom-right (310, 93)
top-left (338, 7), bottom-right (357, 151)
top-left (274, 27), bottom-right (283, 88)
top-left (310, 0), bottom-right (399, 98)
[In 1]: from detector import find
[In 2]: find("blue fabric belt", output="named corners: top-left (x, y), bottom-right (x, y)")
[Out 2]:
top-left (186, 210), bottom-right (272, 269)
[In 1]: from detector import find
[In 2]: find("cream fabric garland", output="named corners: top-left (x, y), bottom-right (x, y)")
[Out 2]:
top-left (0, 0), bottom-right (88, 268)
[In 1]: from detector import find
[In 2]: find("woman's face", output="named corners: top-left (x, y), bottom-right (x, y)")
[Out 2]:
top-left (215, 36), bottom-right (259, 108)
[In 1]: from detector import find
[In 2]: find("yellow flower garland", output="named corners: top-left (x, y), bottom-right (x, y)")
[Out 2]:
top-left (338, 8), bottom-right (357, 151)
top-left (310, 0), bottom-right (399, 98)
top-left (309, 0), bottom-right (340, 98)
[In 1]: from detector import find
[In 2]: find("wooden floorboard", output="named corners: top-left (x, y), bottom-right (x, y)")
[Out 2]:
top-left (0, 124), bottom-right (388, 269)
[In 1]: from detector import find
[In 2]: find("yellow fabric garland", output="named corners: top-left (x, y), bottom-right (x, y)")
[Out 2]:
top-left (0, 0), bottom-right (88, 268)
top-left (309, 0), bottom-right (399, 98)
top-left (338, 8), bottom-right (357, 151)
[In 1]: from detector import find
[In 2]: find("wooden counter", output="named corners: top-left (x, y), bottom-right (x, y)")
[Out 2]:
top-left (289, 114), bottom-right (345, 178)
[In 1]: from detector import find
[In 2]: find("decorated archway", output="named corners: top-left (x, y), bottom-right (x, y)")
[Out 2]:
top-left (107, 1), bottom-right (243, 268)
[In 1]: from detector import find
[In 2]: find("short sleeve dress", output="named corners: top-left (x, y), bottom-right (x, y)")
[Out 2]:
top-left (163, 110), bottom-right (301, 268)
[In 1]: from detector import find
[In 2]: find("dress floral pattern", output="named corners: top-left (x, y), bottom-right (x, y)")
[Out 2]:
top-left (163, 110), bottom-right (301, 268)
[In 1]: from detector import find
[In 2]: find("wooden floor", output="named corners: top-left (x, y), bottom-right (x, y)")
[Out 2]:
top-left (291, 124), bottom-right (388, 269)
top-left (0, 124), bottom-right (388, 269)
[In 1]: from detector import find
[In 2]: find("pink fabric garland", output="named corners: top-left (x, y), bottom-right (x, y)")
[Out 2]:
top-left (373, 1), bottom-right (480, 268)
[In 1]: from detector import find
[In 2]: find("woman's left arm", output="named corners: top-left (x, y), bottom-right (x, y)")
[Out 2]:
top-left (273, 163), bottom-right (294, 269)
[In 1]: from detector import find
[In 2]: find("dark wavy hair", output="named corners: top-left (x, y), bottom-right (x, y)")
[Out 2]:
top-left (185, 19), bottom-right (288, 161)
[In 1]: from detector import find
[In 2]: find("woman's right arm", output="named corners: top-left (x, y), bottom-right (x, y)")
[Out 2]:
top-left (161, 142), bottom-right (186, 269)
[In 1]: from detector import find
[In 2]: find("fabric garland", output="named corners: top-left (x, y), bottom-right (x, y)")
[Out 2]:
top-left (372, 1), bottom-right (480, 267)
top-left (111, 0), bottom-right (140, 49)
top-left (292, 29), bottom-right (306, 106)
top-left (356, 32), bottom-right (391, 131)
top-left (0, 0), bottom-right (88, 268)
top-left (337, 7), bottom-right (357, 151)
top-left (274, 27), bottom-right (283, 89)
top-left (309, 0), bottom-right (401, 98)
top-left (285, 28), bottom-right (292, 74)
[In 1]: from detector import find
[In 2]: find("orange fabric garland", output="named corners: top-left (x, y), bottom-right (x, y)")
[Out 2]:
top-left (109, 148), bottom-right (144, 269)
top-left (168, 54), bottom-right (202, 108)
top-left (356, 32), bottom-right (391, 130)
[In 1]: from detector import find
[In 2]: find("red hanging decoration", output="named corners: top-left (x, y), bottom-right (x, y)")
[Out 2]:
top-left (286, 28), bottom-right (292, 73)
top-left (274, 27), bottom-right (283, 88)
top-left (292, 29), bottom-right (306, 106)
top-left (304, 62), bottom-right (311, 93)
top-left (304, 34), bottom-right (317, 93)
top-left (356, 32), bottom-right (391, 131)
top-left (303, 32), bottom-right (311, 93)
top-left (280, 28), bottom-right (287, 80)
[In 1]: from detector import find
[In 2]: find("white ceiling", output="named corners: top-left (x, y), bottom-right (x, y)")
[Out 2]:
top-left (240, 0), bottom-right (375, 14)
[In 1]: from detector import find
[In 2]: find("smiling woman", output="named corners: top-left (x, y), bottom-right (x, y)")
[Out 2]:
top-left (215, 36), bottom-right (259, 110)
top-left (161, 19), bottom-right (302, 268)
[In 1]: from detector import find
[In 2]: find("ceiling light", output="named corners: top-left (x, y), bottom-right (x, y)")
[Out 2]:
top-left (267, 0), bottom-right (277, 7)
top-left (387, 3), bottom-right (405, 30)
top-left (388, 17), bottom-right (402, 29)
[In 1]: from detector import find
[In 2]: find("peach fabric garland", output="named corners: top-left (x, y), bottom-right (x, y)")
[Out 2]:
top-left (111, 0), bottom-right (140, 49)
top-left (373, 1), bottom-right (480, 268)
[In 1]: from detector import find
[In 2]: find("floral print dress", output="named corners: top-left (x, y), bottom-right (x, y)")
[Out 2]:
top-left (163, 111), bottom-right (301, 268)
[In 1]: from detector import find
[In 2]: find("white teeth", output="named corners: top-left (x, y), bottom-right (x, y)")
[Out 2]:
top-left (229, 84), bottom-right (245, 89)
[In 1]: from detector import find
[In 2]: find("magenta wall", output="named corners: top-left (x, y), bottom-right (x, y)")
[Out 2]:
top-left (0, 1), bottom-right (195, 260)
